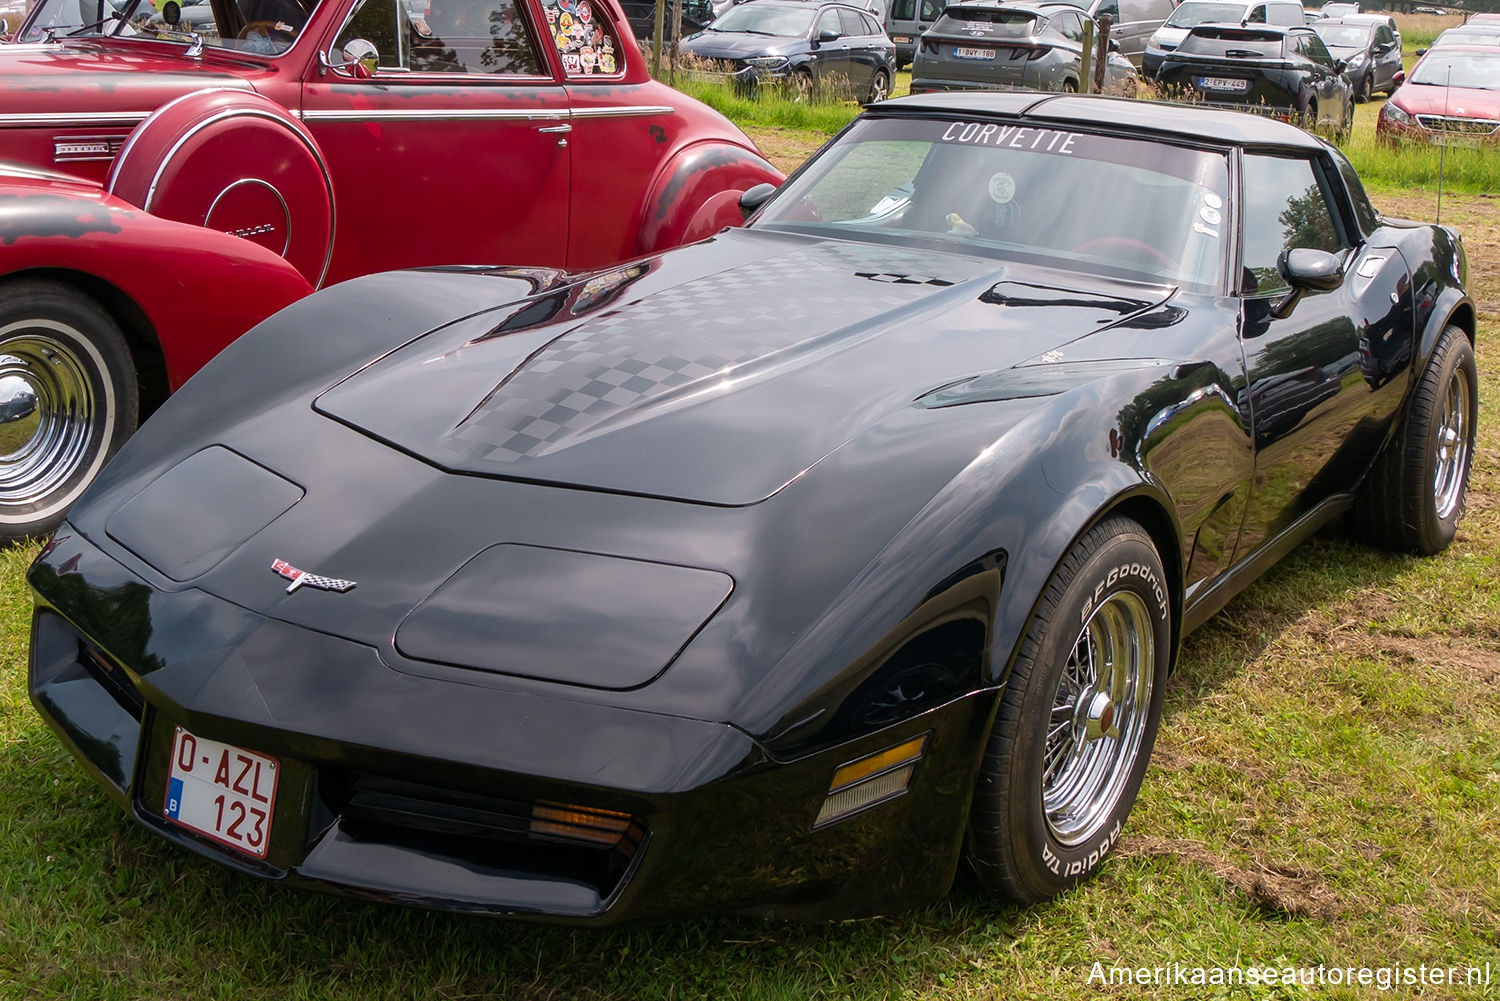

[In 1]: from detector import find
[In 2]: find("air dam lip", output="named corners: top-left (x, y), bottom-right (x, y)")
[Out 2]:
top-left (395, 544), bottom-right (734, 690)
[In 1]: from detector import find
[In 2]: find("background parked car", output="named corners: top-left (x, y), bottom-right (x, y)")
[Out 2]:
top-left (621, 0), bottom-right (718, 47)
top-left (1343, 10), bottom-right (1397, 46)
top-left (1378, 45), bottom-right (1500, 145)
top-left (885, 0), bottom-right (944, 68)
top-left (0, 0), bottom-right (783, 541)
top-left (1428, 22), bottom-right (1500, 49)
top-left (1049, 0), bottom-right (1177, 65)
top-left (1313, 16), bottom-right (1400, 100)
top-left (1142, 0), bottom-right (1303, 80)
top-left (681, 0), bottom-right (896, 100)
top-left (1316, 0), bottom-right (1355, 16)
top-left (910, 0), bottom-right (1138, 92)
top-left (1156, 23), bottom-right (1352, 136)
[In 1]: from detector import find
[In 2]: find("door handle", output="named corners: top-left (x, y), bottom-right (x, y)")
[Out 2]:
top-left (538, 123), bottom-right (572, 147)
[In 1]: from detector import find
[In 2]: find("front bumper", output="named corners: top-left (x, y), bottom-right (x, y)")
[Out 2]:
top-left (29, 526), bottom-right (996, 922)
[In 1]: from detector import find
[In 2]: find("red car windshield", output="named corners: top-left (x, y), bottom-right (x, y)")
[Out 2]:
top-left (1410, 50), bottom-right (1500, 89)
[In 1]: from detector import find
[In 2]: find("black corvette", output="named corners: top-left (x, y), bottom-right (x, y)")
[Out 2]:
top-left (29, 93), bottom-right (1476, 923)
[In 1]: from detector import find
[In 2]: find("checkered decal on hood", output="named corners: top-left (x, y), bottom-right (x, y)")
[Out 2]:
top-left (442, 243), bottom-right (984, 465)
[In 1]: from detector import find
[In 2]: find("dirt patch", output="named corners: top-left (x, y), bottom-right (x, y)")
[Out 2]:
top-left (746, 127), bottom-right (826, 176)
top-left (1121, 836), bottom-right (1343, 920)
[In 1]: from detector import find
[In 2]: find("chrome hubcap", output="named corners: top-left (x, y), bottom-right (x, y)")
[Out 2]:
top-left (1433, 365), bottom-right (1470, 521)
top-left (1043, 590), bottom-right (1155, 846)
top-left (0, 330), bottom-right (100, 515)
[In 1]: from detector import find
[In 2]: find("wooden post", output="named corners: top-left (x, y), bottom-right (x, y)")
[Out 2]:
top-left (1095, 12), bottom-right (1111, 93)
top-left (1079, 17), bottom-right (1093, 93)
top-left (652, 0), bottom-right (665, 76)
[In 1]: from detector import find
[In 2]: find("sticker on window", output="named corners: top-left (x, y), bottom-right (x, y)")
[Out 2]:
top-left (541, 0), bottom-right (619, 75)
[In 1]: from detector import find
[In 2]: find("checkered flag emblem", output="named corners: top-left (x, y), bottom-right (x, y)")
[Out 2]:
top-left (272, 558), bottom-right (356, 594)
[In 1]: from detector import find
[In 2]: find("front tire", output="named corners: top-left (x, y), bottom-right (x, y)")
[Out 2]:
top-left (1357, 72), bottom-right (1373, 103)
top-left (966, 516), bottom-right (1170, 904)
top-left (1352, 326), bottom-right (1476, 555)
top-left (0, 281), bottom-right (138, 542)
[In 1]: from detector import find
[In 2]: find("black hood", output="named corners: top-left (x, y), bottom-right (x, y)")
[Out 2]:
top-left (315, 229), bottom-right (1176, 506)
top-left (679, 31), bottom-right (803, 59)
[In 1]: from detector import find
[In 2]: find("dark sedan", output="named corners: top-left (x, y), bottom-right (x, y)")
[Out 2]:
top-left (1313, 16), bottom-right (1401, 101)
top-left (30, 94), bottom-right (1475, 923)
top-left (680, 0), bottom-right (896, 100)
top-left (910, 0), bottom-right (1140, 94)
top-left (1157, 23), bottom-right (1353, 137)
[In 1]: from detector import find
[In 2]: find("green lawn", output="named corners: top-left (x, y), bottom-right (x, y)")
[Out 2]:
top-left (2, 45), bottom-right (1499, 998)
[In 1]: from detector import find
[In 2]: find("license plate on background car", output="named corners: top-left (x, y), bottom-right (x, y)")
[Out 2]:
top-left (954, 46), bottom-right (995, 59)
top-left (164, 727), bottom-right (278, 859)
top-left (892, 34), bottom-right (911, 41)
top-left (1430, 133), bottom-right (1481, 149)
top-left (1198, 76), bottom-right (1248, 92)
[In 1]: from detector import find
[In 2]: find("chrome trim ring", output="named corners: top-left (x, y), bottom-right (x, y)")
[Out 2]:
top-left (1433, 362), bottom-right (1471, 521)
top-left (0, 322), bottom-right (112, 525)
top-left (205, 177), bottom-right (293, 257)
top-left (1042, 589), bottom-right (1156, 847)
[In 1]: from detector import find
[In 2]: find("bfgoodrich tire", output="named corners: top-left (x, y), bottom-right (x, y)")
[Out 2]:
top-left (967, 516), bottom-right (1170, 904)
top-left (0, 280), bottom-right (138, 541)
top-left (1352, 325), bottom-right (1477, 555)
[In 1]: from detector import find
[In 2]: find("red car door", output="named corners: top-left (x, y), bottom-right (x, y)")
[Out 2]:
top-left (302, 0), bottom-right (571, 284)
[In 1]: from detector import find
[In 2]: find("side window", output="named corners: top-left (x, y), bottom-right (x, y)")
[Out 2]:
top-left (1246, 4), bottom-right (1266, 22)
top-left (539, 0), bottom-right (622, 75)
top-left (1268, 2), bottom-right (1299, 24)
top-left (818, 7), bottom-right (842, 35)
top-left (1094, 0), bottom-right (1120, 21)
top-left (1303, 32), bottom-right (1333, 65)
top-left (406, 0), bottom-right (546, 74)
top-left (334, 0), bottom-right (404, 69)
top-left (919, 0), bottom-right (943, 19)
top-left (1059, 11), bottom-right (1085, 39)
top-left (1376, 24), bottom-right (1393, 45)
top-left (1240, 154), bottom-right (1347, 295)
top-left (889, 0), bottom-right (914, 18)
top-left (838, 8), bottom-right (866, 34)
top-left (862, 11), bottom-right (881, 32)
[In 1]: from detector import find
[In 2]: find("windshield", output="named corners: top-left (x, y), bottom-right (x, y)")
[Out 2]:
top-left (753, 116), bottom-right (1230, 292)
top-left (1163, 2), bottom-right (1245, 28)
top-left (21, 0), bottom-right (317, 53)
top-left (1312, 22), bottom-right (1371, 47)
top-left (710, 4), bottom-right (814, 35)
top-left (932, 7), bottom-right (1040, 37)
top-left (1411, 50), bottom-right (1500, 88)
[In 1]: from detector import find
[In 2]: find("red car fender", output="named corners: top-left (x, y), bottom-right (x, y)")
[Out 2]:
top-left (106, 89), bottom-right (336, 289)
top-left (635, 140), bottom-right (784, 256)
top-left (0, 180), bottom-right (313, 389)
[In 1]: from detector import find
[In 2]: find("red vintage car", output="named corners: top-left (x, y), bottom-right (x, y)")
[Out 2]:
top-left (0, 0), bottom-right (781, 539)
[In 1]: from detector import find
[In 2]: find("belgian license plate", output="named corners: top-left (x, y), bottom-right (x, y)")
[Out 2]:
top-left (891, 34), bottom-right (911, 41)
top-left (954, 46), bottom-right (995, 59)
top-left (164, 727), bottom-right (278, 859)
top-left (1431, 133), bottom-right (1481, 149)
top-left (1199, 76), bottom-right (1247, 92)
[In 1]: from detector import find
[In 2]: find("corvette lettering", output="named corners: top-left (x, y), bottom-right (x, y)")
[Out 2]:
top-left (271, 558), bottom-right (356, 593)
top-left (940, 121), bottom-right (1080, 155)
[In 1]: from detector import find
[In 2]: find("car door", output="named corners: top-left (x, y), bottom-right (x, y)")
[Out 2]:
top-left (1231, 151), bottom-right (1414, 556)
top-left (1372, 21), bottom-right (1400, 90)
top-left (1301, 31), bottom-right (1346, 123)
top-left (811, 6), bottom-right (857, 90)
top-left (302, 0), bottom-right (571, 284)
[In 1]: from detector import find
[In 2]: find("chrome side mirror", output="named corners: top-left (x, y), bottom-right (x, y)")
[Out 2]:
top-left (321, 37), bottom-right (380, 77)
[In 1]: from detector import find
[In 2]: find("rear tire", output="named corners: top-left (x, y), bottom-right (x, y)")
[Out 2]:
top-left (0, 280), bottom-right (138, 541)
top-left (1352, 326), bottom-right (1476, 555)
top-left (966, 516), bottom-right (1170, 904)
top-left (867, 67), bottom-right (891, 103)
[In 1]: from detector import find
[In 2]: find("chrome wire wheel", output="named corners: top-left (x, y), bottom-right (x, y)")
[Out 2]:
top-left (1042, 589), bottom-right (1157, 847)
top-left (1433, 362), bottom-right (1471, 521)
top-left (0, 325), bottom-right (107, 517)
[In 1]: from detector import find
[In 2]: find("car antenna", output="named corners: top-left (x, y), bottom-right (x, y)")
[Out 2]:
top-left (1436, 64), bottom-right (1451, 224)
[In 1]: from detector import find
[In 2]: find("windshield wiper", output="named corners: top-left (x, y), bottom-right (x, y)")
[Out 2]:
top-left (64, 12), bottom-right (122, 35)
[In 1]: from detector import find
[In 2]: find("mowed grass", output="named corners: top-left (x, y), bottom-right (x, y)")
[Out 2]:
top-left (3, 71), bottom-right (1500, 1001)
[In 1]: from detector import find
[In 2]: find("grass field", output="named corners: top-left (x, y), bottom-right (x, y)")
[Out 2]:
top-left (2, 29), bottom-right (1498, 999)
